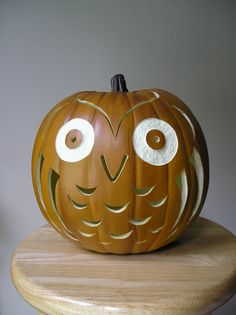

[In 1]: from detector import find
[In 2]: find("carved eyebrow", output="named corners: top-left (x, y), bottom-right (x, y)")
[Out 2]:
top-left (77, 98), bottom-right (115, 135)
top-left (77, 93), bottom-right (157, 137)
top-left (116, 95), bottom-right (157, 137)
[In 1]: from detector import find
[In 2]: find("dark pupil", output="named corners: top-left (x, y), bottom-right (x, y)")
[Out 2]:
top-left (153, 136), bottom-right (160, 143)
top-left (71, 136), bottom-right (77, 143)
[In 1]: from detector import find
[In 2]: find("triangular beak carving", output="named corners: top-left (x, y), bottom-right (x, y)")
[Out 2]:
top-left (101, 154), bottom-right (129, 183)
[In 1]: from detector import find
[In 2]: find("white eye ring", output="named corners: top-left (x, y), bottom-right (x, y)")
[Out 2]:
top-left (132, 118), bottom-right (178, 166)
top-left (55, 118), bottom-right (95, 162)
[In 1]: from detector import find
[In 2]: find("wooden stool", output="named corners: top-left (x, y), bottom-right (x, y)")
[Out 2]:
top-left (11, 217), bottom-right (236, 315)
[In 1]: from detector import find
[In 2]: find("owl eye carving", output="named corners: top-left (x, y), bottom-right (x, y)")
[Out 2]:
top-left (132, 118), bottom-right (178, 166)
top-left (55, 118), bottom-right (95, 162)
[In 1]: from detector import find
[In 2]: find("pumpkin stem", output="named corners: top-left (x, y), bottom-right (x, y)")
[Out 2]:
top-left (111, 74), bottom-right (129, 92)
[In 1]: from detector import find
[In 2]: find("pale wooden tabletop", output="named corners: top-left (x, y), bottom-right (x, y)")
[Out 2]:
top-left (11, 217), bottom-right (236, 315)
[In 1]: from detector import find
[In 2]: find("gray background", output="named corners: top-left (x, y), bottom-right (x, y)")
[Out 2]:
top-left (0, 0), bottom-right (235, 314)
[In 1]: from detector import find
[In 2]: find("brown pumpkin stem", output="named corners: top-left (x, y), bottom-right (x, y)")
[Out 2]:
top-left (111, 74), bottom-right (129, 92)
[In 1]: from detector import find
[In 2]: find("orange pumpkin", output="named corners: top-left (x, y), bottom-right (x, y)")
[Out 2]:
top-left (32, 74), bottom-right (209, 254)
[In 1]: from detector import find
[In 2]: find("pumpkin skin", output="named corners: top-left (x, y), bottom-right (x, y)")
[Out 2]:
top-left (32, 75), bottom-right (209, 254)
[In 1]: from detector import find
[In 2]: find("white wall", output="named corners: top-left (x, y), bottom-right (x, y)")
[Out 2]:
top-left (0, 1), bottom-right (235, 314)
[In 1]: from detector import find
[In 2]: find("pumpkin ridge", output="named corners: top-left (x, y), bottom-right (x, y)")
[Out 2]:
top-left (166, 101), bottom-right (197, 233)
top-left (55, 96), bottom-right (83, 232)
top-left (124, 91), bottom-right (139, 250)
top-left (87, 93), bottom-right (106, 251)
top-left (172, 105), bottom-right (196, 140)
top-left (160, 98), bottom-right (191, 235)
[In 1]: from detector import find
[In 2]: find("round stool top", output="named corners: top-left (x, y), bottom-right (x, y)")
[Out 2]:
top-left (11, 217), bottom-right (236, 315)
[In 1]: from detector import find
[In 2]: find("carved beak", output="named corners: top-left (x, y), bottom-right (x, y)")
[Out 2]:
top-left (100, 154), bottom-right (129, 183)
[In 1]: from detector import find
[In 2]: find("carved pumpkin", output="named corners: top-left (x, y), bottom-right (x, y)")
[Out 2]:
top-left (32, 74), bottom-right (209, 254)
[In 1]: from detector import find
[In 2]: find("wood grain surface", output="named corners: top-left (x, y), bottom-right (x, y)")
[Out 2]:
top-left (11, 217), bottom-right (236, 315)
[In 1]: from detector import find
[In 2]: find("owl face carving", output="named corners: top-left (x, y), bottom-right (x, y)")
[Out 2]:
top-left (32, 85), bottom-right (209, 254)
